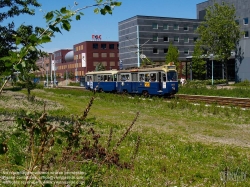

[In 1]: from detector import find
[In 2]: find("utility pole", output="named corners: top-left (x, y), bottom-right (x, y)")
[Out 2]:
top-left (50, 53), bottom-right (53, 87)
top-left (75, 56), bottom-right (78, 83)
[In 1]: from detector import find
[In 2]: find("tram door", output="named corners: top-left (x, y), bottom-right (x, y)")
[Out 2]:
top-left (131, 73), bottom-right (137, 92)
top-left (158, 72), bottom-right (162, 91)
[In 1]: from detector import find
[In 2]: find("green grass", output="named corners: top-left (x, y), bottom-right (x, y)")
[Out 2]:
top-left (1, 88), bottom-right (250, 186)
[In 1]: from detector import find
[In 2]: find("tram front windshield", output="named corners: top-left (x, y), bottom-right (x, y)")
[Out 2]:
top-left (167, 71), bottom-right (177, 81)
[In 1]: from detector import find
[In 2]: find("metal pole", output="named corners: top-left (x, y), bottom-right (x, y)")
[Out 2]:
top-left (190, 61), bottom-right (192, 81)
top-left (54, 61), bottom-right (56, 86)
top-left (46, 64), bottom-right (49, 88)
top-left (212, 56), bottom-right (214, 85)
top-left (76, 57), bottom-right (78, 82)
top-left (50, 54), bottom-right (53, 87)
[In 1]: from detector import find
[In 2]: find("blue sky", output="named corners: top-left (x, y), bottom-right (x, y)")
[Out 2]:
top-left (4, 0), bottom-right (206, 52)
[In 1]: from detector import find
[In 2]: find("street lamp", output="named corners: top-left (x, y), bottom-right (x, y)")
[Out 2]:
top-left (54, 60), bottom-right (57, 86)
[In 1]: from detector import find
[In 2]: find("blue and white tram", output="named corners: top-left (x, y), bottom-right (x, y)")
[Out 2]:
top-left (85, 64), bottom-right (178, 96)
top-left (117, 64), bottom-right (178, 96)
top-left (85, 70), bottom-right (118, 92)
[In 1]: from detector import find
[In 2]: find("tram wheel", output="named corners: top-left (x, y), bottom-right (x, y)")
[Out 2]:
top-left (142, 91), bottom-right (149, 97)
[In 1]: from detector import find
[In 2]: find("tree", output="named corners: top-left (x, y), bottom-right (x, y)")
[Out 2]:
top-left (95, 62), bottom-right (106, 71)
top-left (192, 43), bottom-right (206, 80)
top-left (165, 42), bottom-right (180, 71)
top-left (196, 1), bottom-right (243, 83)
top-left (0, 0), bottom-right (122, 94)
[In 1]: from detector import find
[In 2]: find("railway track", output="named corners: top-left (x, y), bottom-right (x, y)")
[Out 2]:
top-left (176, 94), bottom-right (250, 108)
top-left (56, 86), bottom-right (250, 108)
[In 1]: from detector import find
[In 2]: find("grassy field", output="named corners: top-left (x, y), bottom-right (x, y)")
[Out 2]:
top-left (1, 88), bottom-right (250, 186)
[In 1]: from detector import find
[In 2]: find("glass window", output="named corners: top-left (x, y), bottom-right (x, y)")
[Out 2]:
top-left (244, 31), bottom-right (249, 38)
top-left (121, 74), bottom-right (130, 81)
top-left (184, 37), bottom-right (189, 43)
top-left (163, 24), bottom-right (168, 30)
top-left (153, 35), bottom-right (158, 42)
top-left (101, 44), bottom-right (106, 49)
top-left (174, 36), bottom-right (179, 42)
top-left (164, 36), bottom-right (169, 42)
top-left (93, 53), bottom-right (99, 57)
top-left (139, 74), bottom-right (145, 82)
top-left (153, 48), bottom-right (158, 54)
top-left (184, 49), bottom-right (189, 55)
top-left (167, 72), bottom-right (177, 81)
top-left (93, 43), bottom-right (98, 49)
top-left (243, 17), bottom-right (248, 25)
top-left (184, 26), bottom-right (189, 31)
top-left (174, 24), bottom-right (179, 30)
top-left (109, 44), bottom-right (115, 49)
top-left (149, 73), bottom-right (157, 82)
top-left (193, 25), bottom-right (198, 31)
top-left (164, 48), bottom-right (168, 54)
top-left (194, 37), bottom-right (198, 42)
top-left (152, 23), bottom-right (158, 29)
top-left (101, 53), bottom-right (107, 57)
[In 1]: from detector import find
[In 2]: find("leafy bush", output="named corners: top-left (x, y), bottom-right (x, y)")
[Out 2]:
top-left (234, 80), bottom-right (250, 86)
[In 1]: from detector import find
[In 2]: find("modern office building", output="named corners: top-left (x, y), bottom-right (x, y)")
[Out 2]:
top-left (118, 15), bottom-right (202, 69)
top-left (197, 0), bottom-right (250, 81)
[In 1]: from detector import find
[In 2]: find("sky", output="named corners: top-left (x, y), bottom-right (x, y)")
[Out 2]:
top-left (4, 0), bottom-right (206, 53)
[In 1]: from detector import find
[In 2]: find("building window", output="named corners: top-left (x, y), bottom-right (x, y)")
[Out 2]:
top-left (244, 31), bottom-right (249, 38)
top-left (184, 49), bottom-right (189, 55)
top-left (93, 43), bottom-right (98, 49)
top-left (164, 48), bottom-right (168, 54)
top-left (101, 53), bottom-right (107, 57)
top-left (110, 61), bottom-right (115, 66)
top-left (117, 44), bottom-right (119, 49)
top-left (194, 37), bottom-right (198, 42)
top-left (184, 37), bottom-right (189, 43)
top-left (163, 36), bottom-right (169, 42)
top-left (101, 44), bottom-right (106, 49)
top-left (109, 53), bottom-right (115, 57)
top-left (153, 48), bottom-right (158, 54)
top-left (153, 35), bottom-right (158, 42)
top-left (174, 24), bottom-right (179, 30)
top-left (193, 25), bottom-right (198, 31)
top-left (163, 24), bottom-right (168, 30)
top-left (184, 26), bottom-right (189, 31)
top-left (174, 36), bottom-right (179, 42)
top-left (235, 20), bottom-right (239, 25)
top-left (109, 44), bottom-right (115, 49)
top-left (93, 53), bottom-right (99, 57)
top-left (152, 23), bottom-right (158, 29)
top-left (243, 17), bottom-right (248, 25)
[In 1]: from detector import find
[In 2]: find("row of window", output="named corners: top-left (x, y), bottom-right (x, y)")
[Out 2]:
top-left (57, 61), bottom-right (118, 70)
top-left (152, 48), bottom-right (190, 55)
top-left (152, 36), bottom-right (198, 43)
top-left (93, 43), bottom-right (119, 50)
top-left (152, 23), bottom-right (199, 31)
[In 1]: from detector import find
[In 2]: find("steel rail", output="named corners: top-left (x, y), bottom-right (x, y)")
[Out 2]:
top-left (176, 94), bottom-right (250, 108)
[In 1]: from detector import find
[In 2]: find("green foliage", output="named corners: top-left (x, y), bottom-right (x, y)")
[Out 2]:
top-left (165, 42), bottom-right (180, 71)
top-left (0, 0), bottom-right (122, 94)
top-left (69, 82), bottom-right (81, 86)
top-left (95, 62), bottom-right (106, 71)
top-left (192, 43), bottom-right (206, 80)
top-left (196, 2), bottom-right (243, 82)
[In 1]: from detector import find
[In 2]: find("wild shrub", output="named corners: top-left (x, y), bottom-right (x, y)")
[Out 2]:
top-left (0, 95), bottom-right (140, 186)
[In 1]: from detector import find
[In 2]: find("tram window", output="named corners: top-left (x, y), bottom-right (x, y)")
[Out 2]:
top-left (150, 73), bottom-right (156, 82)
top-left (139, 74), bottom-right (145, 81)
top-left (145, 73), bottom-right (150, 82)
top-left (87, 76), bottom-right (92, 81)
top-left (104, 75), bottom-right (108, 81)
top-left (167, 72), bottom-right (177, 81)
top-left (121, 74), bottom-right (130, 81)
top-left (162, 74), bottom-right (167, 82)
top-left (113, 74), bottom-right (117, 81)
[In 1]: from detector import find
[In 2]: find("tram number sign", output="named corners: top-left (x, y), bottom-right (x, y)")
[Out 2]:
top-left (144, 82), bottom-right (150, 87)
